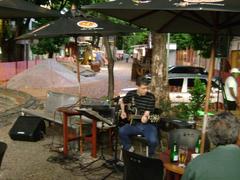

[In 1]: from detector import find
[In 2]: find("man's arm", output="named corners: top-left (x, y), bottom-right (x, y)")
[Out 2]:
top-left (229, 87), bottom-right (237, 100)
top-left (229, 87), bottom-right (240, 108)
top-left (141, 93), bottom-right (155, 124)
top-left (141, 110), bottom-right (150, 124)
top-left (119, 98), bottom-right (127, 119)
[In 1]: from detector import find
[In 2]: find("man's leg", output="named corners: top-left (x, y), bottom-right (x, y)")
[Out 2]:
top-left (142, 124), bottom-right (158, 156)
top-left (119, 123), bottom-right (142, 151)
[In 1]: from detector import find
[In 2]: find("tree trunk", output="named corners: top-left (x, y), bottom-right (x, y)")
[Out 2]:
top-left (150, 32), bottom-right (169, 107)
top-left (103, 36), bottom-right (114, 100)
top-left (48, 52), bottom-right (54, 58)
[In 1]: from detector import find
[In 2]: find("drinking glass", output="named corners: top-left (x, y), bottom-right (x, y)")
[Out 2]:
top-left (178, 146), bottom-right (188, 167)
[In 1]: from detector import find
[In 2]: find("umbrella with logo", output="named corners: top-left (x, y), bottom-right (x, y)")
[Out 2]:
top-left (17, 12), bottom-right (140, 99)
top-left (16, 15), bottom-right (140, 39)
top-left (0, 0), bottom-right (59, 18)
top-left (83, 0), bottom-right (240, 153)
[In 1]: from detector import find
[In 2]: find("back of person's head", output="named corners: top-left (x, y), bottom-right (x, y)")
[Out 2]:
top-left (208, 112), bottom-right (240, 146)
top-left (136, 76), bottom-right (150, 87)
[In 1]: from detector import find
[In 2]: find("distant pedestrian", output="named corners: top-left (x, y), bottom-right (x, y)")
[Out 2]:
top-left (124, 53), bottom-right (129, 63)
top-left (95, 47), bottom-right (103, 66)
top-left (224, 68), bottom-right (240, 110)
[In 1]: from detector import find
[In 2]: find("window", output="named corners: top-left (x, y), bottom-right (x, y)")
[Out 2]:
top-left (169, 79), bottom-right (183, 92)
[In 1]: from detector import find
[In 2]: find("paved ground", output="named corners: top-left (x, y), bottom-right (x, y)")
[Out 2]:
top-left (8, 60), bottom-right (136, 99)
top-left (0, 60), bottom-right (135, 180)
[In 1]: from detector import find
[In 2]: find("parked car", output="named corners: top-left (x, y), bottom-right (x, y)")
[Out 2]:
top-left (144, 66), bottom-right (208, 80)
top-left (168, 66), bottom-right (208, 75)
top-left (119, 73), bottom-right (223, 105)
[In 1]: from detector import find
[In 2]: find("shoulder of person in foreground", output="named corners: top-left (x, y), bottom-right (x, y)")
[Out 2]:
top-left (181, 153), bottom-right (208, 180)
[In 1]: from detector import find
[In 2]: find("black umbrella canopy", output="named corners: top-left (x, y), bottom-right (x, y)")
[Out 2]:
top-left (0, 0), bottom-right (60, 18)
top-left (83, 0), bottom-right (240, 35)
top-left (83, 0), bottom-right (240, 154)
top-left (16, 15), bottom-right (141, 39)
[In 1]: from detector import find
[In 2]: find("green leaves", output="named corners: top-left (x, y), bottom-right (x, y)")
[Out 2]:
top-left (122, 31), bottom-right (148, 53)
top-left (188, 78), bottom-right (206, 118)
top-left (170, 33), bottom-right (212, 58)
top-left (31, 37), bottom-right (68, 56)
top-left (174, 78), bottom-right (206, 120)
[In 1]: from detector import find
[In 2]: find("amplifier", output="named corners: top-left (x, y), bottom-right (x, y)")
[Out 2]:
top-left (9, 116), bottom-right (46, 142)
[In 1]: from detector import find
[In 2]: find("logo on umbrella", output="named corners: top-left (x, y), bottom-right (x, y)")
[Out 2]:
top-left (174, 0), bottom-right (224, 7)
top-left (132, 0), bottom-right (152, 4)
top-left (77, 21), bottom-right (98, 29)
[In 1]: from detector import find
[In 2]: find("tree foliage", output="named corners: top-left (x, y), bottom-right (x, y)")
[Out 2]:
top-left (122, 31), bottom-right (148, 53)
top-left (31, 38), bottom-right (68, 57)
top-left (170, 33), bottom-right (192, 49)
top-left (170, 33), bottom-right (212, 58)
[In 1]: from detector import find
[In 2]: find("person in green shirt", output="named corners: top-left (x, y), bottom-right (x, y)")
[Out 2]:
top-left (181, 112), bottom-right (240, 180)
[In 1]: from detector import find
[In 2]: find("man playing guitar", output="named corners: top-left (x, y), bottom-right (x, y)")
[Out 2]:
top-left (119, 77), bottom-right (158, 157)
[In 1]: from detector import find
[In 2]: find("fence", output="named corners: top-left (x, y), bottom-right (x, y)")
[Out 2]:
top-left (0, 60), bottom-right (42, 83)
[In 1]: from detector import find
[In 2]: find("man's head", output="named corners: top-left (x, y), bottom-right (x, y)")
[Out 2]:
top-left (207, 112), bottom-right (240, 146)
top-left (230, 68), bottom-right (240, 78)
top-left (136, 77), bottom-right (150, 96)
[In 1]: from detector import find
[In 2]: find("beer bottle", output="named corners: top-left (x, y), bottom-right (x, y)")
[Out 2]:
top-left (195, 137), bottom-right (201, 153)
top-left (170, 141), bottom-right (178, 162)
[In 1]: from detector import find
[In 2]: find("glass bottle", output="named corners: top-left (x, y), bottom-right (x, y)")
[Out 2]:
top-left (195, 137), bottom-right (201, 154)
top-left (170, 141), bottom-right (178, 162)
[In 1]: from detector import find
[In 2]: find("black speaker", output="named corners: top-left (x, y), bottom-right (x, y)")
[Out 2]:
top-left (9, 116), bottom-right (46, 142)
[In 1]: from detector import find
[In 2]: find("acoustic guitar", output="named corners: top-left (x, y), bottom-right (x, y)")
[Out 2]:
top-left (124, 103), bottom-right (160, 125)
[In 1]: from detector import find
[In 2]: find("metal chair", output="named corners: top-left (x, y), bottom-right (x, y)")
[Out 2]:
top-left (122, 150), bottom-right (164, 180)
top-left (168, 128), bottom-right (210, 151)
top-left (0, 141), bottom-right (7, 168)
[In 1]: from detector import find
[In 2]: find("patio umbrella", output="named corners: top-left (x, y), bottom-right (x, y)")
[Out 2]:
top-left (83, 0), bottom-right (240, 153)
top-left (16, 15), bottom-right (141, 39)
top-left (16, 12), bottom-right (140, 101)
top-left (0, 0), bottom-right (59, 18)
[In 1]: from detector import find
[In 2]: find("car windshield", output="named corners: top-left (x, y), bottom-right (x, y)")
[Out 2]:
top-left (169, 66), bottom-right (207, 74)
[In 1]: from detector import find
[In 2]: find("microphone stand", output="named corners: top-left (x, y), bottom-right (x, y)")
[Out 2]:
top-left (101, 102), bottom-right (124, 180)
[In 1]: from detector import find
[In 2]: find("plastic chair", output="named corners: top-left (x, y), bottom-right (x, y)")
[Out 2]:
top-left (122, 150), bottom-right (164, 180)
top-left (0, 142), bottom-right (7, 168)
top-left (168, 128), bottom-right (210, 151)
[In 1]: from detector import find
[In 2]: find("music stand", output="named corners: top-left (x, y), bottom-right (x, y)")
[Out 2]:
top-left (75, 107), bottom-right (115, 171)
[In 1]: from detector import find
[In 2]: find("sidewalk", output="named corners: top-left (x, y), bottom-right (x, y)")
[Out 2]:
top-left (80, 60), bottom-right (136, 98)
top-left (52, 60), bottom-right (136, 98)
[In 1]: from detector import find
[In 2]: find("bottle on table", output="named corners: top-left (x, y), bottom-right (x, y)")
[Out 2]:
top-left (195, 137), bottom-right (201, 154)
top-left (170, 141), bottom-right (178, 162)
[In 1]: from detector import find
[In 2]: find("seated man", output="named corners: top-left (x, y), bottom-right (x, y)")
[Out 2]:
top-left (182, 112), bottom-right (240, 180)
top-left (119, 77), bottom-right (158, 157)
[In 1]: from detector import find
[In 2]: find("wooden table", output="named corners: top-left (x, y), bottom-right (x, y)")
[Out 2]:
top-left (159, 151), bottom-right (185, 180)
top-left (57, 107), bottom-right (97, 158)
top-left (164, 162), bottom-right (184, 180)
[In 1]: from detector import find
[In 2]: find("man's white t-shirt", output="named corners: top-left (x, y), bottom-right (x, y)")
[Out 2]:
top-left (224, 76), bottom-right (238, 101)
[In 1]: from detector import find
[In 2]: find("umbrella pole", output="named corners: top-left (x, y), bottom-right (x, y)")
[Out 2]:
top-left (74, 36), bottom-right (83, 154)
top-left (75, 36), bottom-right (81, 101)
top-left (200, 33), bottom-right (217, 154)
